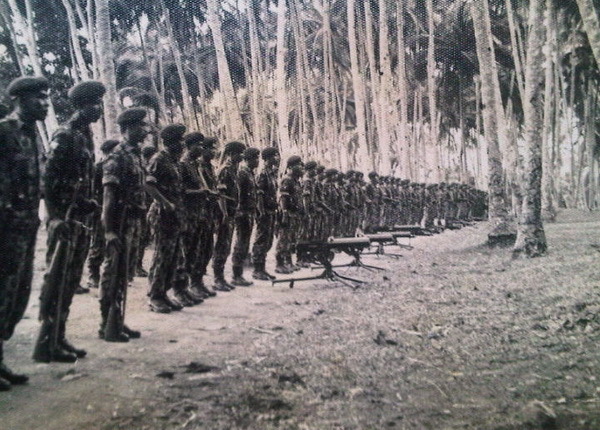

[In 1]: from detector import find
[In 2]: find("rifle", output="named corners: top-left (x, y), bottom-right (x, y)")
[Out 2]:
top-left (104, 206), bottom-right (129, 342)
top-left (39, 180), bottom-right (83, 353)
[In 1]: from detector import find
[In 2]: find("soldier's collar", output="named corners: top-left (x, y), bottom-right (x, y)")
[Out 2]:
top-left (6, 112), bottom-right (34, 133)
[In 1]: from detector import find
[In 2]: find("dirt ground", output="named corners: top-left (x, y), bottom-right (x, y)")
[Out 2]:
top-left (1, 209), bottom-right (600, 430)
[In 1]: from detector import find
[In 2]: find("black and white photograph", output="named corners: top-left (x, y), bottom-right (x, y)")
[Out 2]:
top-left (1, 0), bottom-right (600, 428)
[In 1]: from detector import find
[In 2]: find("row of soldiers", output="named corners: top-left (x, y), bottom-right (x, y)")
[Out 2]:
top-left (0, 76), bottom-right (486, 391)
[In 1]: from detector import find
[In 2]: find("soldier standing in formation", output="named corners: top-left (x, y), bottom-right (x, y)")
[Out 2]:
top-left (87, 139), bottom-right (120, 290)
top-left (213, 141), bottom-right (246, 291)
top-left (251, 147), bottom-right (280, 281)
top-left (275, 156), bottom-right (304, 274)
top-left (99, 108), bottom-right (148, 342)
top-left (0, 77), bottom-right (49, 390)
top-left (231, 147), bottom-right (260, 286)
top-left (33, 81), bottom-right (105, 363)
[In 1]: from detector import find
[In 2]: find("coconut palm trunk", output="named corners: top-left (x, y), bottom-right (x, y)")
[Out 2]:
top-left (274, 0), bottom-right (292, 155)
top-left (513, 0), bottom-right (548, 258)
top-left (206, 0), bottom-right (245, 140)
top-left (471, 0), bottom-right (515, 245)
top-left (347, 0), bottom-right (370, 168)
top-left (576, 0), bottom-right (600, 69)
top-left (95, 0), bottom-right (119, 139)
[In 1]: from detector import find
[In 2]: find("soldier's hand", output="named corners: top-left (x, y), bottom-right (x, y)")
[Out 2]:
top-left (105, 231), bottom-right (121, 252)
top-left (163, 201), bottom-right (176, 212)
top-left (49, 219), bottom-right (70, 241)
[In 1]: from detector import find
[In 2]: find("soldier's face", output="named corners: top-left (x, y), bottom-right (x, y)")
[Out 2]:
top-left (167, 140), bottom-right (184, 157)
top-left (203, 147), bottom-right (216, 160)
top-left (269, 154), bottom-right (281, 169)
top-left (127, 121), bottom-right (150, 144)
top-left (19, 90), bottom-right (49, 122)
top-left (232, 152), bottom-right (243, 164)
top-left (79, 101), bottom-right (103, 123)
top-left (248, 157), bottom-right (259, 169)
top-left (189, 144), bottom-right (203, 158)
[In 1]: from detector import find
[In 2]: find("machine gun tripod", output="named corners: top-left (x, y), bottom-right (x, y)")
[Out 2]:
top-left (271, 238), bottom-right (373, 289)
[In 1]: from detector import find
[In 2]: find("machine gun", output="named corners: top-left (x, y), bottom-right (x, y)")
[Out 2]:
top-left (360, 233), bottom-right (404, 258)
top-left (271, 237), bottom-right (372, 289)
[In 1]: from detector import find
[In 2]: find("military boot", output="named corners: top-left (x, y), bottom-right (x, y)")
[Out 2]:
top-left (149, 297), bottom-right (172, 314)
top-left (185, 286), bottom-right (205, 304)
top-left (174, 289), bottom-right (195, 307)
top-left (275, 256), bottom-right (292, 274)
top-left (252, 262), bottom-right (272, 281)
top-left (214, 269), bottom-right (234, 292)
top-left (231, 266), bottom-right (253, 286)
top-left (163, 294), bottom-right (184, 311)
top-left (122, 325), bottom-right (141, 339)
top-left (32, 321), bottom-right (78, 363)
top-left (58, 317), bottom-right (86, 358)
top-left (0, 342), bottom-right (27, 386)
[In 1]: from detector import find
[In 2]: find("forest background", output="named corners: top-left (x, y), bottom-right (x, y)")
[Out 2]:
top-left (1, 0), bottom-right (600, 254)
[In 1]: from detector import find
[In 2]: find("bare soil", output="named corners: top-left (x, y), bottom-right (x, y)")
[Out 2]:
top-left (1, 209), bottom-right (600, 430)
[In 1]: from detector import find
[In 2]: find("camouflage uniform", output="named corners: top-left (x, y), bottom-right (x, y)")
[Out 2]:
top-left (212, 162), bottom-right (239, 280)
top-left (147, 149), bottom-right (185, 302)
top-left (99, 142), bottom-right (146, 332)
top-left (252, 164), bottom-right (278, 271)
top-left (231, 163), bottom-right (257, 279)
top-left (275, 173), bottom-right (303, 268)
top-left (87, 157), bottom-right (106, 286)
top-left (0, 114), bottom-right (43, 342)
top-left (37, 118), bottom-right (96, 350)
top-left (197, 159), bottom-right (219, 283)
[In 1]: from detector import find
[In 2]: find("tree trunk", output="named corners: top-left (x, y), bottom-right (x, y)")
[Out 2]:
top-left (471, 0), bottom-right (516, 246)
top-left (576, 0), bottom-right (600, 69)
top-left (61, 0), bottom-right (90, 81)
top-left (396, 1), bottom-right (411, 179)
top-left (206, 0), bottom-right (245, 140)
top-left (95, 0), bottom-right (119, 139)
top-left (274, 0), bottom-right (292, 156)
top-left (541, 0), bottom-right (557, 221)
top-left (347, 0), bottom-right (370, 169)
top-left (426, 0), bottom-right (441, 182)
top-left (247, 0), bottom-right (266, 147)
top-left (513, 0), bottom-right (547, 258)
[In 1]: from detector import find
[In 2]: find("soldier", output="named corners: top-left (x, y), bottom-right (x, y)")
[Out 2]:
top-left (87, 139), bottom-right (120, 291)
top-left (297, 160), bottom-right (319, 266)
top-left (0, 77), bottom-right (49, 390)
top-left (147, 124), bottom-right (197, 312)
top-left (275, 156), bottom-right (304, 274)
top-left (179, 132), bottom-right (209, 302)
top-left (231, 147), bottom-right (260, 286)
top-left (213, 141), bottom-right (247, 291)
top-left (98, 108), bottom-right (149, 342)
top-left (32, 81), bottom-right (105, 363)
top-left (194, 137), bottom-right (219, 297)
top-left (322, 168), bottom-right (340, 238)
top-left (252, 147), bottom-right (280, 280)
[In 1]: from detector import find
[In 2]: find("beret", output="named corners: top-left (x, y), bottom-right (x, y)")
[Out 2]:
top-left (286, 155), bottom-right (303, 168)
top-left (324, 168), bottom-right (338, 176)
top-left (117, 108), bottom-right (147, 126)
top-left (160, 123), bottom-right (187, 142)
top-left (132, 92), bottom-right (158, 109)
top-left (141, 144), bottom-right (158, 159)
top-left (261, 147), bottom-right (280, 160)
top-left (243, 147), bottom-right (260, 160)
top-left (7, 76), bottom-right (49, 97)
top-left (316, 164), bottom-right (325, 172)
top-left (68, 81), bottom-right (106, 107)
top-left (401, 179), bottom-right (410, 185)
top-left (184, 132), bottom-right (204, 146)
top-left (201, 136), bottom-right (218, 148)
top-left (223, 140), bottom-right (246, 155)
top-left (368, 171), bottom-right (378, 178)
top-left (305, 160), bottom-right (317, 170)
top-left (100, 139), bottom-right (120, 154)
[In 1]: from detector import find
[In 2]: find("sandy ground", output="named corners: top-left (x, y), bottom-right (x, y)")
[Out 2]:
top-left (1, 209), bottom-right (600, 430)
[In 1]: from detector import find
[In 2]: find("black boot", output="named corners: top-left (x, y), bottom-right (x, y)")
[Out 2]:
top-left (0, 342), bottom-right (27, 385)
top-left (32, 321), bottom-right (77, 363)
top-left (252, 262), bottom-right (272, 281)
top-left (213, 269), bottom-right (234, 291)
top-left (58, 317), bottom-right (86, 358)
top-left (122, 324), bottom-right (141, 339)
top-left (231, 266), bottom-right (253, 286)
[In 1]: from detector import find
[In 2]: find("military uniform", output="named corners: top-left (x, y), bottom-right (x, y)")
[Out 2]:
top-left (231, 149), bottom-right (260, 285)
top-left (251, 148), bottom-right (279, 280)
top-left (147, 148), bottom-right (186, 304)
top-left (99, 139), bottom-right (146, 337)
top-left (212, 161), bottom-right (239, 286)
top-left (34, 114), bottom-right (98, 362)
top-left (275, 159), bottom-right (304, 272)
top-left (196, 156), bottom-right (219, 289)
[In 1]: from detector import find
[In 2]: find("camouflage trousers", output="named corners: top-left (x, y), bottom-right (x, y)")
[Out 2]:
top-left (252, 211), bottom-right (276, 266)
top-left (275, 214), bottom-right (300, 263)
top-left (232, 212), bottom-right (254, 276)
top-left (194, 217), bottom-right (215, 283)
top-left (99, 221), bottom-right (134, 323)
top-left (213, 215), bottom-right (235, 277)
top-left (87, 216), bottom-right (104, 282)
top-left (0, 211), bottom-right (40, 341)
top-left (39, 216), bottom-right (90, 326)
top-left (182, 214), bottom-right (204, 285)
top-left (148, 210), bottom-right (184, 300)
